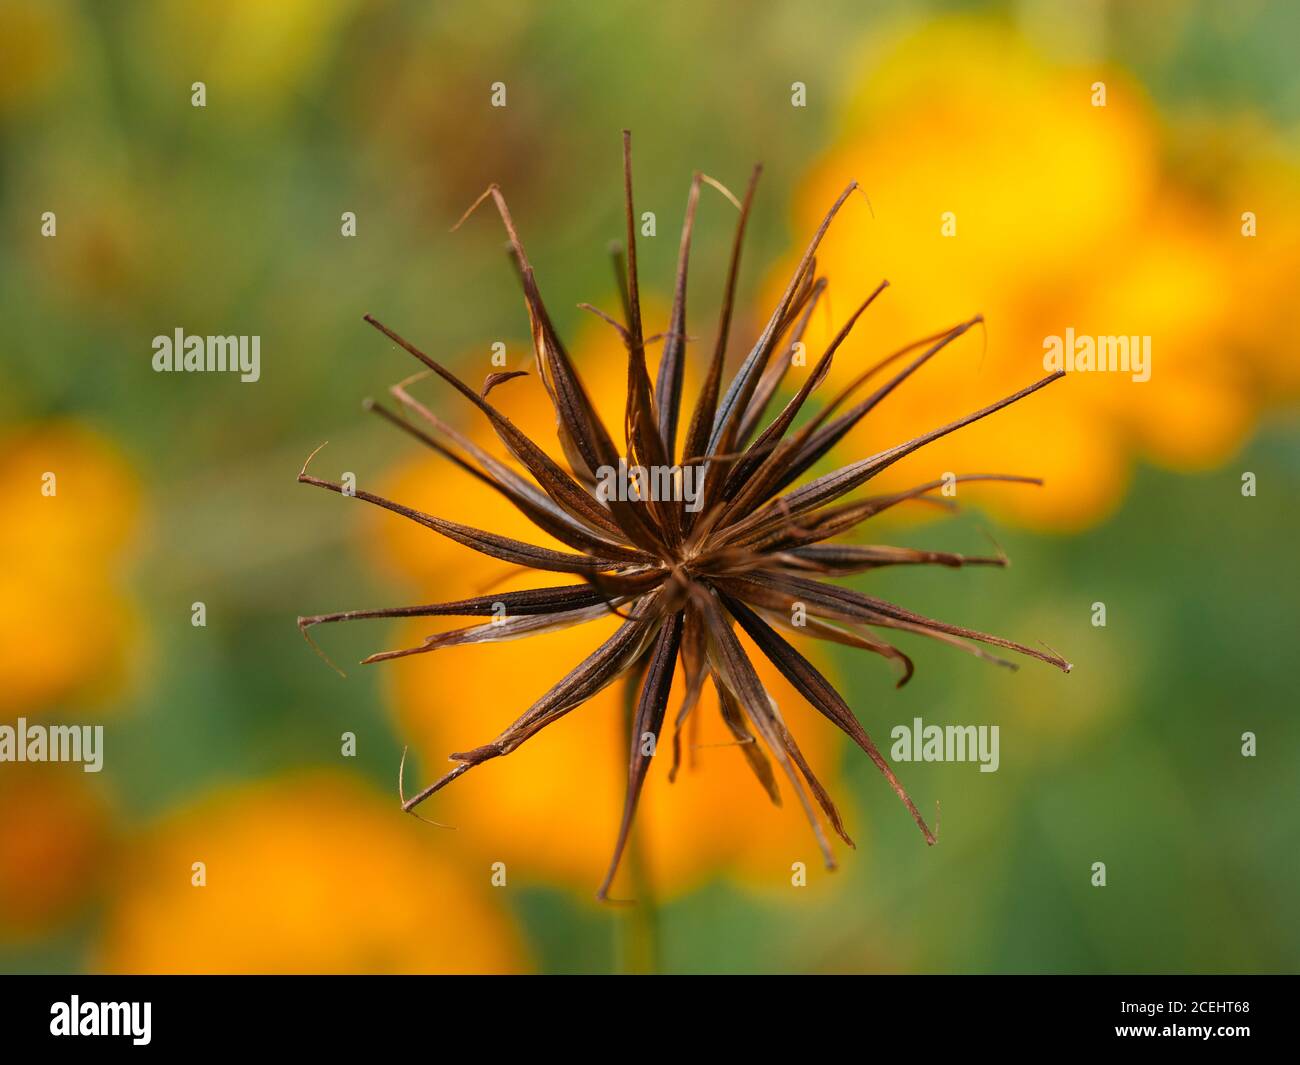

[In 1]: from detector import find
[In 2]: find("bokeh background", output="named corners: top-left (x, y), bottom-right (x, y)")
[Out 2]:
top-left (2, 0), bottom-right (1297, 974)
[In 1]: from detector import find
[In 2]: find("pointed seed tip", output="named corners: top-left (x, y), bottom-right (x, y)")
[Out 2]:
top-left (297, 441), bottom-right (328, 481)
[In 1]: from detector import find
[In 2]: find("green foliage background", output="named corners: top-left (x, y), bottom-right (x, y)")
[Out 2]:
top-left (1, 0), bottom-right (1296, 973)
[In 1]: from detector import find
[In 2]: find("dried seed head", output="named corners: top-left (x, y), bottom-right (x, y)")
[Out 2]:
top-left (298, 132), bottom-right (1069, 900)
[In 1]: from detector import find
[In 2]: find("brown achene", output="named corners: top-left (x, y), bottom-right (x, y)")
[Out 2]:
top-left (297, 132), bottom-right (1070, 900)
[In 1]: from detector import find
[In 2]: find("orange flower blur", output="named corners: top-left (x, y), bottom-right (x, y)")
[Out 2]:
top-left (0, 767), bottom-right (112, 942)
top-left (99, 773), bottom-right (524, 974)
top-left (0, 423), bottom-right (143, 715)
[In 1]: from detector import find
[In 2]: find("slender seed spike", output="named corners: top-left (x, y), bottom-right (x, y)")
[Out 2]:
top-left (598, 612), bottom-right (683, 900)
top-left (657, 174), bottom-right (702, 461)
top-left (608, 242), bottom-right (633, 326)
top-left (681, 165), bottom-right (762, 480)
top-left (622, 130), bottom-right (644, 350)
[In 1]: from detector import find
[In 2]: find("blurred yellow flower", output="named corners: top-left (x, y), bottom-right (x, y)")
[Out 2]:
top-left (143, 0), bottom-right (359, 118)
top-left (99, 772), bottom-right (524, 974)
top-left (1204, 133), bottom-right (1300, 398)
top-left (771, 19), bottom-right (1296, 530)
top-left (0, 422), bottom-right (143, 714)
top-left (0, 767), bottom-right (112, 942)
top-left (360, 319), bottom-right (863, 899)
top-left (0, 0), bottom-right (70, 120)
